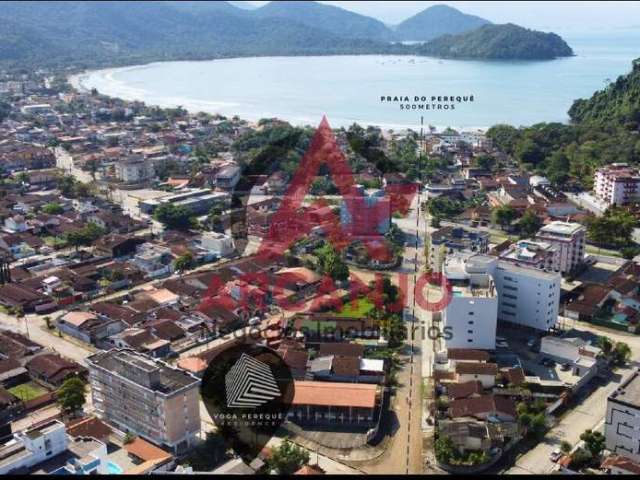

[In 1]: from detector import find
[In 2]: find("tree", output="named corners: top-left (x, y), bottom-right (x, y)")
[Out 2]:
top-left (587, 208), bottom-right (637, 247)
top-left (154, 203), bottom-right (195, 231)
top-left (560, 441), bottom-right (572, 454)
top-left (314, 244), bottom-right (349, 282)
top-left (175, 252), bottom-right (196, 271)
top-left (492, 205), bottom-right (518, 230)
top-left (529, 413), bottom-right (547, 439)
top-left (123, 432), bottom-right (137, 444)
top-left (380, 313), bottom-right (406, 348)
top-left (597, 336), bottom-right (613, 356)
top-left (57, 376), bottom-right (86, 415)
top-left (0, 100), bottom-right (10, 123)
top-left (268, 439), bottom-right (310, 474)
top-left (435, 435), bottom-right (458, 464)
top-left (41, 202), bottom-right (64, 215)
top-left (612, 341), bottom-right (631, 366)
top-left (579, 429), bottom-right (605, 459)
top-left (569, 447), bottom-right (593, 471)
top-left (473, 153), bottom-right (496, 171)
top-left (517, 209), bottom-right (542, 237)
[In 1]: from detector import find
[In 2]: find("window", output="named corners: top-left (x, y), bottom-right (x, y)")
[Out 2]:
top-left (468, 312), bottom-right (475, 315)
top-left (468, 320), bottom-right (474, 325)
top-left (467, 330), bottom-right (473, 334)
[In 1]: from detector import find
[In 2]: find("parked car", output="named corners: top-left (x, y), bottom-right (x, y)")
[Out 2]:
top-left (549, 449), bottom-right (562, 462)
top-left (527, 338), bottom-right (537, 349)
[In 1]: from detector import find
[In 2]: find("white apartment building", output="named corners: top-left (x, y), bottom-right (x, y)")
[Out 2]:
top-left (115, 156), bottom-right (155, 184)
top-left (448, 253), bottom-right (561, 332)
top-left (594, 163), bottom-right (640, 206)
top-left (535, 221), bottom-right (586, 274)
top-left (605, 369), bottom-right (640, 462)
top-left (442, 254), bottom-right (498, 350)
top-left (199, 232), bottom-right (235, 258)
top-left (0, 420), bottom-right (67, 474)
top-left (492, 260), bottom-right (561, 331)
top-left (86, 349), bottom-right (201, 455)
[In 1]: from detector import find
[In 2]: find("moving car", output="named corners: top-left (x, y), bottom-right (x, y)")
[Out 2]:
top-left (549, 449), bottom-right (562, 462)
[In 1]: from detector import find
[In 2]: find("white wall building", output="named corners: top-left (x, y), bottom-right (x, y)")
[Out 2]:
top-left (199, 232), bottom-right (235, 258)
top-left (0, 420), bottom-right (68, 474)
top-left (499, 239), bottom-right (560, 272)
top-left (442, 254), bottom-right (498, 350)
top-left (594, 163), bottom-right (640, 206)
top-left (492, 260), bottom-right (561, 331)
top-left (605, 369), bottom-right (640, 462)
top-left (535, 221), bottom-right (586, 274)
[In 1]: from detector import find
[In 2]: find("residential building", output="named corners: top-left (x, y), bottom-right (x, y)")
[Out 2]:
top-left (605, 369), bottom-right (640, 462)
top-left (454, 362), bottom-right (498, 388)
top-left (535, 221), bottom-right (586, 274)
top-left (199, 232), bottom-right (235, 258)
top-left (340, 185), bottom-right (391, 237)
top-left (115, 156), bottom-right (155, 184)
top-left (86, 349), bottom-right (201, 454)
top-left (139, 189), bottom-right (230, 216)
top-left (498, 239), bottom-right (560, 272)
top-left (601, 455), bottom-right (640, 475)
top-left (594, 164), bottom-right (640, 206)
top-left (429, 226), bottom-right (489, 272)
top-left (129, 243), bottom-right (174, 279)
top-left (0, 420), bottom-right (67, 474)
top-left (442, 254), bottom-right (498, 350)
top-left (492, 259), bottom-right (561, 331)
top-left (214, 165), bottom-right (241, 190)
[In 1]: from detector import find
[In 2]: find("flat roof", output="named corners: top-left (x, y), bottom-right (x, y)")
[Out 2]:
top-left (539, 221), bottom-right (584, 236)
top-left (610, 369), bottom-right (640, 407)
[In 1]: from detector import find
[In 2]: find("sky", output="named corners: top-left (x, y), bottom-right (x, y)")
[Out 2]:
top-left (247, 1), bottom-right (640, 31)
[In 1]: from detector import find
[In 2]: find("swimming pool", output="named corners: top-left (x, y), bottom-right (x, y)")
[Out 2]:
top-left (106, 461), bottom-right (124, 475)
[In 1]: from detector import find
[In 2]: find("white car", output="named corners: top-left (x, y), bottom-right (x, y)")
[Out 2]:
top-left (549, 449), bottom-right (562, 462)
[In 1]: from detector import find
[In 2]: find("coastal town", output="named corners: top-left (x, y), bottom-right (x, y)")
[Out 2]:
top-left (1, 55), bottom-right (640, 478)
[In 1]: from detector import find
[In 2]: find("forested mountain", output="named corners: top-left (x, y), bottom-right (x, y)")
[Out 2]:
top-left (486, 58), bottom-right (640, 189)
top-left (0, 1), bottom-right (573, 68)
top-left (395, 4), bottom-right (491, 42)
top-left (417, 23), bottom-right (574, 60)
top-left (253, 0), bottom-right (396, 41)
top-left (569, 59), bottom-right (640, 127)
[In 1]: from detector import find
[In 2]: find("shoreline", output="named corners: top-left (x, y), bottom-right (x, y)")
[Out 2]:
top-left (68, 59), bottom-right (493, 134)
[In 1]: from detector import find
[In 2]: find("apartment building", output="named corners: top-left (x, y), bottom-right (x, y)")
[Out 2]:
top-left (492, 260), bottom-right (561, 331)
top-left (447, 253), bottom-right (561, 333)
top-left (442, 254), bottom-right (498, 350)
top-left (86, 349), bottom-right (201, 455)
top-left (594, 163), bottom-right (640, 206)
top-left (605, 369), bottom-right (640, 462)
top-left (498, 239), bottom-right (560, 272)
top-left (0, 420), bottom-right (67, 474)
top-left (430, 226), bottom-right (489, 272)
top-left (535, 221), bottom-right (586, 274)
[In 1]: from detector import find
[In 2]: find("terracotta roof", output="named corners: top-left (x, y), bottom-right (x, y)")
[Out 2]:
top-left (448, 348), bottom-right (490, 362)
top-left (66, 416), bottom-right (113, 442)
top-left (455, 362), bottom-right (498, 376)
top-left (601, 455), bottom-right (640, 474)
top-left (447, 381), bottom-right (483, 400)
top-left (26, 353), bottom-right (86, 384)
top-left (434, 370), bottom-right (456, 382)
top-left (295, 464), bottom-right (326, 475)
top-left (504, 367), bottom-right (526, 386)
top-left (292, 381), bottom-right (378, 409)
top-left (61, 311), bottom-right (97, 328)
top-left (177, 356), bottom-right (208, 374)
top-left (318, 342), bottom-right (364, 358)
top-left (332, 355), bottom-right (360, 377)
top-left (449, 394), bottom-right (516, 419)
top-left (279, 348), bottom-right (309, 371)
top-left (124, 437), bottom-right (173, 463)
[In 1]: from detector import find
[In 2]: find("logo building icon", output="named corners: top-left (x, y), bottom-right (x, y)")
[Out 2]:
top-left (225, 353), bottom-right (282, 408)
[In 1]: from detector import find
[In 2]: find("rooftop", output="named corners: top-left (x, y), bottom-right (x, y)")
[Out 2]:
top-left (86, 348), bottom-right (199, 395)
top-left (609, 369), bottom-right (640, 407)
top-left (292, 381), bottom-right (378, 409)
top-left (538, 221), bottom-right (585, 238)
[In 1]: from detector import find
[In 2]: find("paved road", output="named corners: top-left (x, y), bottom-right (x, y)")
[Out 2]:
top-left (506, 319), bottom-right (640, 474)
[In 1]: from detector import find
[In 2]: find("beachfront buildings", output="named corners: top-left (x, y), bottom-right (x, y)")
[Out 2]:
top-left (442, 254), bottom-right (498, 350)
top-left (594, 164), bottom-right (640, 206)
top-left (86, 349), bottom-right (201, 455)
top-left (605, 369), bottom-right (640, 462)
top-left (535, 221), bottom-right (586, 274)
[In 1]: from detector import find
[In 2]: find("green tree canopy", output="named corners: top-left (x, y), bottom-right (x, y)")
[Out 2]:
top-left (57, 376), bottom-right (86, 415)
top-left (154, 203), bottom-right (196, 231)
top-left (268, 439), bottom-right (310, 475)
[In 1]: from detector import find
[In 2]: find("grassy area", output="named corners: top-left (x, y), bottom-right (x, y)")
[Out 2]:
top-left (333, 297), bottom-right (375, 317)
top-left (8, 382), bottom-right (48, 401)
